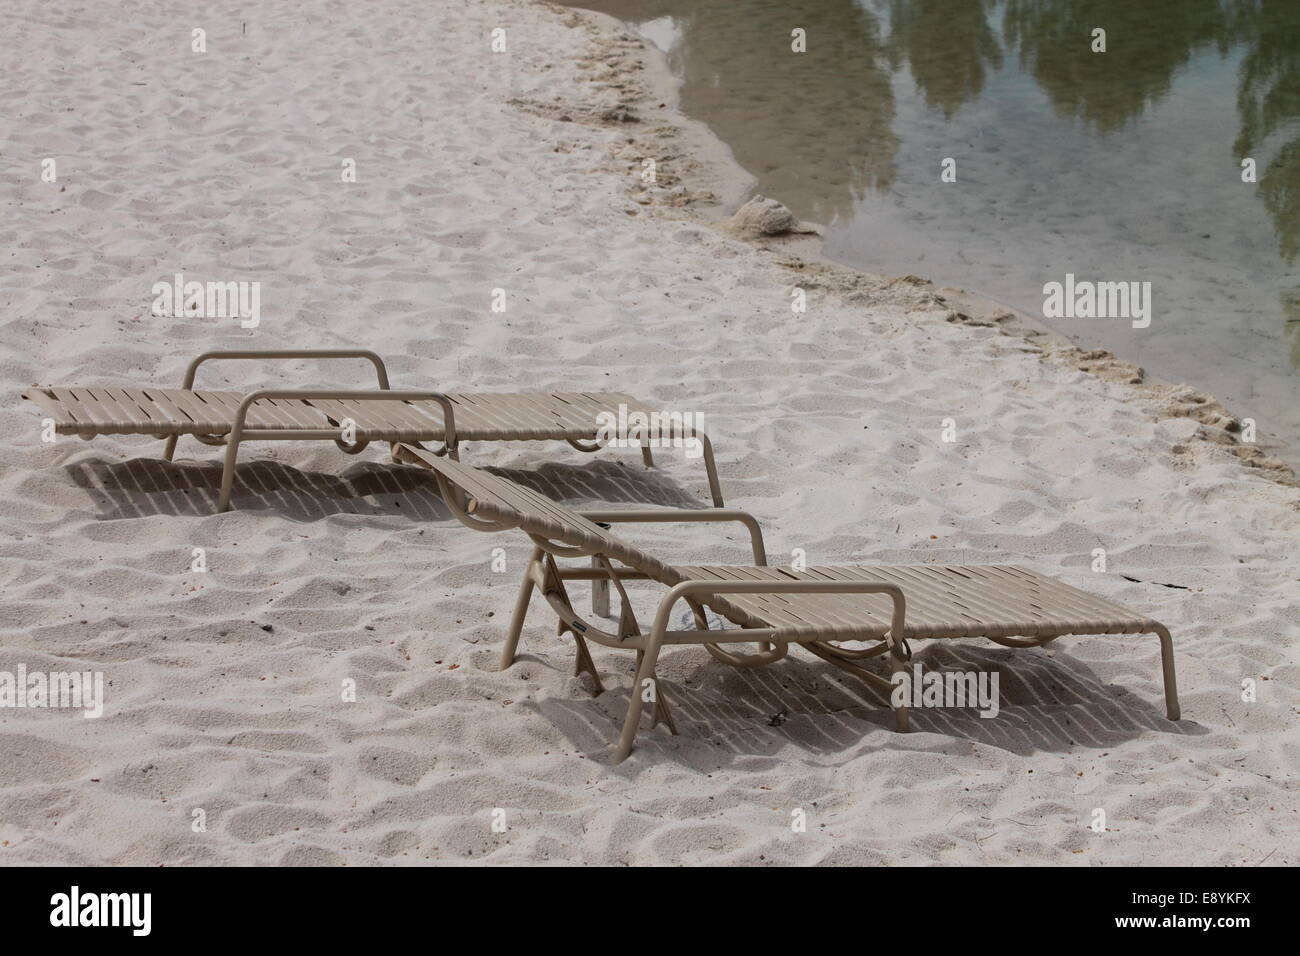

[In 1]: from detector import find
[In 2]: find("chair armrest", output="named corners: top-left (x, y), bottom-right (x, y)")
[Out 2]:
top-left (180, 350), bottom-right (391, 390)
top-left (231, 389), bottom-right (456, 445)
top-left (651, 579), bottom-right (908, 657)
top-left (578, 508), bottom-right (766, 565)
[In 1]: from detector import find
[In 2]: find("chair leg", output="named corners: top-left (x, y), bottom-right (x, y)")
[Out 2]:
top-left (1153, 624), bottom-right (1181, 721)
top-left (163, 435), bottom-right (179, 462)
top-left (640, 438), bottom-right (655, 468)
top-left (890, 653), bottom-right (909, 732)
top-left (614, 639), bottom-right (665, 762)
top-left (563, 623), bottom-right (604, 695)
top-left (500, 550), bottom-right (540, 671)
top-left (591, 555), bottom-right (610, 616)
top-left (216, 434), bottom-right (243, 512)
top-left (649, 667), bottom-right (677, 735)
top-left (699, 433), bottom-right (724, 507)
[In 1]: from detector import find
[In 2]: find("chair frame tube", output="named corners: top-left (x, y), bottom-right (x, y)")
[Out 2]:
top-left (162, 349), bottom-right (391, 463)
top-left (148, 349), bottom-right (726, 512)
top-left (218, 388), bottom-right (459, 512)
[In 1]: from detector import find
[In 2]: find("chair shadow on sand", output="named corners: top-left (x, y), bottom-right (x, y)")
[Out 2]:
top-left (526, 632), bottom-right (1201, 766)
top-left (64, 453), bottom-right (705, 521)
top-left (64, 454), bottom-right (1199, 762)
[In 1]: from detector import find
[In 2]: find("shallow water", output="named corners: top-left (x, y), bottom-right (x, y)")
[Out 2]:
top-left (569, 0), bottom-right (1300, 464)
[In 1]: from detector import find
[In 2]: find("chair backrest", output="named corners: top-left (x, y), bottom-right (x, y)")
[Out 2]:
top-left (393, 444), bottom-right (678, 580)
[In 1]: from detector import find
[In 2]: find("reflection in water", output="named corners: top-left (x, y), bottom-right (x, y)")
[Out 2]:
top-left (1236, 2), bottom-right (1300, 262)
top-left (565, 0), bottom-right (1300, 458)
top-left (1230, 1), bottom-right (1300, 364)
top-left (679, 0), bottom-right (897, 223)
top-left (886, 0), bottom-right (1003, 119)
top-left (581, 0), bottom-right (898, 223)
top-left (1004, 0), bottom-right (1229, 133)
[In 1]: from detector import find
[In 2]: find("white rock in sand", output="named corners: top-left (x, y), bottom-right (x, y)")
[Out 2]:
top-left (726, 194), bottom-right (799, 237)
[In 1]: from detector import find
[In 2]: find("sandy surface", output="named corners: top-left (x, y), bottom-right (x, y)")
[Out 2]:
top-left (1, 0), bottom-right (1297, 865)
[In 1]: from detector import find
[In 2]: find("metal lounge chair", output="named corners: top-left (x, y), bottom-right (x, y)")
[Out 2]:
top-left (22, 350), bottom-right (723, 512)
top-left (392, 443), bottom-right (1182, 762)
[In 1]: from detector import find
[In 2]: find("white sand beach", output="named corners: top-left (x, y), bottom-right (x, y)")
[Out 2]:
top-left (1, 0), bottom-right (1297, 865)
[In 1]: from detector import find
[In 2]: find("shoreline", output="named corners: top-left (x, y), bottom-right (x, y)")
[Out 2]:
top-left (561, 2), bottom-right (1298, 488)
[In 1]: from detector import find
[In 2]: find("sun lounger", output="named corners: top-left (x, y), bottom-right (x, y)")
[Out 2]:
top-left (392, 443), bottom-right (1181, 762)
top-left (22, 350), bottom-right (723, 512)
